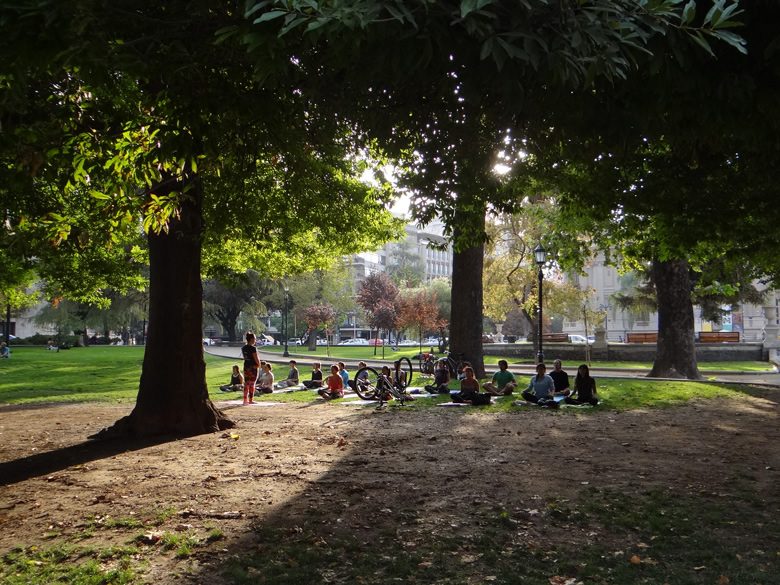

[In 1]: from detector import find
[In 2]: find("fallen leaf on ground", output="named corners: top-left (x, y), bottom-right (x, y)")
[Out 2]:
top-left (630, 555), bottom-right (641, 564)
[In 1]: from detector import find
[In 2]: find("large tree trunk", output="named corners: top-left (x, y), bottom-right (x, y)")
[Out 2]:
top-left (648, 258), bottom-right (701, 379)
top-left (92, 175), bottom-right (234, 439)
top-left (449, 213), bottom-right (485, 378)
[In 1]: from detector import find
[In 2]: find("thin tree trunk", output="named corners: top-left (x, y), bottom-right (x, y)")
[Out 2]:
top-left (449, 212), bottom-right (485, 378)
top-left (91, 174), bottom-right (234, 438)
top-left (648, 258), bottom-right (701, 379)
top-left (307, 328), bottom-right (317, 351)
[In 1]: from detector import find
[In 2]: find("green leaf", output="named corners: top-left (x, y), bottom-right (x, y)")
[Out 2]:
top-left (90, 191), bottom-right (111, 200)
top-left (460, 0), bottom-right (478, 19)
top-left (480, 37), bottom-right (494, 61)
top-left (681, 0), bottom-right (696, 24)
top-left (244, 1), bottom-right (272, 18)
top-left (709, 30), bottom-right (747, 54)
top-left (253, 10), bottom-right (287, 25)
top-left (688, 30), bottom-right (715, 57)
top-left (305, 17), bottom-right (329, 32)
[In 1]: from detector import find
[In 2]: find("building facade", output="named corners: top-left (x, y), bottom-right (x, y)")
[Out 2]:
top-left (561, 252), bottom-right (776, 342)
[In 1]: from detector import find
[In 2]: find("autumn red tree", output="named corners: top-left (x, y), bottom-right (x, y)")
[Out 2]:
top-left (356, 272), bottom-right (399, 354)
top-left (398, 291), bottom-right (447, 355)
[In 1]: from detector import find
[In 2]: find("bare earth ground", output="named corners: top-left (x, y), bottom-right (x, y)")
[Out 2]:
top-left (1, 390), bottom-right (779, 584)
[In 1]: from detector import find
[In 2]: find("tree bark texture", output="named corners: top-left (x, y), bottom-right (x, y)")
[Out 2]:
top-left (449, 215), bottom-right (485, 379)
top-left (92, 175), bottom-right (234, 439)
top-left (647, 258), bottom-right (701, 380)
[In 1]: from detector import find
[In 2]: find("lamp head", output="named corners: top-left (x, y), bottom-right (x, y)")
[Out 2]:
top-left (534, 244), bottom-right (547, 266)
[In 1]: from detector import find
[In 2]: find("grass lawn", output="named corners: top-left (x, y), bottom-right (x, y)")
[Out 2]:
top-left (0, 346), bottom-right (761, 412)
top-left (256, 344), bottom-right (775, 371)
top-left (1, 347), bottom-right (777, 585)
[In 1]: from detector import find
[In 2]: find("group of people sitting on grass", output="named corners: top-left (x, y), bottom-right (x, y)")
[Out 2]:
top-left (420, 357), bottom-right (598, 407)
top-left (227, 331), bottom-right (597, 407)
top-left (512, 359), bottom-right (599, 408)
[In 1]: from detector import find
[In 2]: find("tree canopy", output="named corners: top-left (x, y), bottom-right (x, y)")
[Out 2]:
top-left (1, 0), bottom-right (402, 436)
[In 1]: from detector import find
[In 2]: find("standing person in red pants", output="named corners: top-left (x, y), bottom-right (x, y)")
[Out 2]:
top-left (241, 332), bottom-right (261, 405)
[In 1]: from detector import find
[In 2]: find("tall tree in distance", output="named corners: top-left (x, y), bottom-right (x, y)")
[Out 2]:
top-left (304, 302), bottom-right (336, 356)
top-left (387, 239), bottom-right (426, 287)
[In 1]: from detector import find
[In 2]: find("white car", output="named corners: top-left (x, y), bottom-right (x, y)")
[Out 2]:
top-left (337, 338), bottom-right (368, 346)
top-left (397, 340), bottom-right (417, 346)
top-left (286, 338), bottom-right (303, 346)
top-left (316, 338), bottom-right (329, 346)
top-left (569, 335), bottom-right (595, 344)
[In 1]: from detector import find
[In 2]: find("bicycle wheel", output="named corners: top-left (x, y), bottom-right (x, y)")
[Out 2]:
top-left (419, 356), bottom-right (434, 375)
top-left (457, 361), bottom-right (472, 378)
top-left (354, 367), bottom-right (383, 400)
top-left (398, 356), bottom-right (413, 389)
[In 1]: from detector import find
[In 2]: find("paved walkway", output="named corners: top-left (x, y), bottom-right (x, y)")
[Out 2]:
top-left (204, 345), bottom-right (780, 387)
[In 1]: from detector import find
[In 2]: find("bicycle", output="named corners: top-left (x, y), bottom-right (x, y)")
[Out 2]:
top-left (443, 351), bottom-right (471, 379)
top-left (354, 357), bottom-right (414, 407)
top-left (418, 352), bottom-right (438, 375)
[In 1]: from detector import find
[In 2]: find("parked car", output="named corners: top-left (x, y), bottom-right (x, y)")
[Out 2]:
top-left (397, 339), bottom-right (417, 347)
top-left (255, 335), bottom-right (274, 346)
top-left (368, 339), bottom-right (384, 346)
top-left (286, 338), bottom-right (303, 346)
top-left (569, 335), bottom-right (595, 344)
top-left (203, 338), bottom-right (217, 346)
top-left (337, 338), bottom-right (368, 346)
top-left (316, 338), bottom-right (328, 346)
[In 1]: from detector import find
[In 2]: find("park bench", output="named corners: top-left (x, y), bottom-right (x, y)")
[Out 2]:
top-left (626, 332), bottom-right (658, 343)
top-left (698, 331), bottom-right (740, 343)
top-left (542, 333), bottom-right (569, 343)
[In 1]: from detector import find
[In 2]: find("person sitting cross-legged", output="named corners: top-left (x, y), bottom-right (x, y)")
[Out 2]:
top-left (482, 360), bottom-right (518, 395)
top-left (318, 365), bottom-right (344, 400)
top-left (425, 359), bottom-right (451, 394)
top-left (564, 364), bottom-right (599, 406)
top-left (518, 363), bottom-right (559, 408)
top-left (220, 365), bottom-right (244, 392)
top-left (549, 359), bottom-right (572, 397)
top-left (275, 359), bottom-right (300, 389)
top-left (302, 362), bottom-right (324, 389)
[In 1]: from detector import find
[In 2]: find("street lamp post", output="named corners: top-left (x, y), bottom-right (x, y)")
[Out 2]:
top-left (283, 283), bottom-right (290, 358)
top-left (534, 244), bottom-right (547, 364)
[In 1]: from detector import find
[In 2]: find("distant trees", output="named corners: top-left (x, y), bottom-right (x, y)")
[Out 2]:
top-left (202, 271), bottom-right (271, 342)
top-left (304, 302), bottom-right (336, 353)
top-left (398, 290), bottom-right (447, 354)
top-left (356, 272), bottom-right (401, 354)
top-left (387, 240), bottom-right (426, 287)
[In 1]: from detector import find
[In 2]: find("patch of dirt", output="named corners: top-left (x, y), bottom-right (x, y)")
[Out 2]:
top-left (1, 389), bottom-right (778, 583)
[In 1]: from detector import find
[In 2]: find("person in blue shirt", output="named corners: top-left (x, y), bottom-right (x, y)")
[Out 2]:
top-left (520, 363), bottom-right (558, 406)
top-left (338, 362), bottom-right (349, 390)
